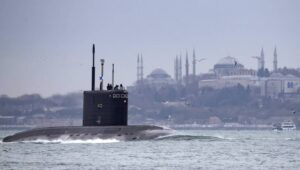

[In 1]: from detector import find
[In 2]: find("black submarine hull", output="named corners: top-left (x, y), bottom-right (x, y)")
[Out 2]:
top-left (2, 125), bottom-right (171, 142)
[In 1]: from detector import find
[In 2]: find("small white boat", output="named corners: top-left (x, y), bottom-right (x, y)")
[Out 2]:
top-left (281, 120), bottom-right (296, 131)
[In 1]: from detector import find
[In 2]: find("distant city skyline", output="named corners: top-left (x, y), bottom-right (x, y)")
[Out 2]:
top-left (0, 0), bottom-right (300, 97)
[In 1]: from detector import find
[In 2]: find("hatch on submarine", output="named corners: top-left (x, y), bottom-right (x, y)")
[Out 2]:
top-left (2, 44), bottom-right (170, 142)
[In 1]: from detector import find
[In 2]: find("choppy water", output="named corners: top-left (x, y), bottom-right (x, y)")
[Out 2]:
top-left (1, 129), bottom-right (300, 170)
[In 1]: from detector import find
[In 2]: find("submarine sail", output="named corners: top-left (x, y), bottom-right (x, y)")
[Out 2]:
top-left (83, 90), bottom-right (128, 126)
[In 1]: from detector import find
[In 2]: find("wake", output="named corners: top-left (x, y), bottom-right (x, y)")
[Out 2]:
top-left (155, 134), bottom-right (224, 141)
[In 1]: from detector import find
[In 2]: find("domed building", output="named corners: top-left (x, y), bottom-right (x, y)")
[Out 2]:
top-left (214, 56), bottom-right (244, 76)
top-left (199, 56), bottom-right (258, 90)
top-left (215, 56), bottom-right (242, 66)
top-left (144, 68), bottom-right (175, 86)
top-left (214, 56), bottom-right (255, 77)
top-left (147, 69), bottom-right (171, 79)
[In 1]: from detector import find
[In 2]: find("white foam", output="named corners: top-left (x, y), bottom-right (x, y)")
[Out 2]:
top-left (213, 134), bottom-right (236, 140)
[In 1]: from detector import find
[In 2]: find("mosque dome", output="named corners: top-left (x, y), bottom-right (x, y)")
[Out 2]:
top-left (213, 56), bottom-right (245, 76)
top-left (216, 56), bottom-right (241, 66)
top-left (214, 56), bottom-right (244, 69)
top-left (147, 68), bottom-right (171, 79)
top-left (143, 68), bottom-right (175, 86)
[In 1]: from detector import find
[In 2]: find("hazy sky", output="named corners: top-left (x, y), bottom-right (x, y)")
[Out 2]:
top-left (0, 0), bottom-right (300, 97)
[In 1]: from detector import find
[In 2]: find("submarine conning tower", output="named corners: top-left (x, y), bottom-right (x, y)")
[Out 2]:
top-left (83, 44), bottom-right (128, 126)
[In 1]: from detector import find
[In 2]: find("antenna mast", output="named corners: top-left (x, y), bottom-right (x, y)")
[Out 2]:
top-left (100, 59), bottom-right (105, 90)
top-left (91, 44), bottom-right (95, 91)
top-left (112, 63), bottom-right (115, 87)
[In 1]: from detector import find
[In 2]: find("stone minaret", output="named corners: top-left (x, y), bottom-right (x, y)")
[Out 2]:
top-left (192, 49), bottom-right (196, 78)
top-left (260, 48), bottom-right (265, 70)
top-left (185, 51), bottom-right (189, 85)
top-left (141, 54), bottom-right (144, 82)
top-left (273, 47), bottom-right (278, 72)
top-left (174, 56), bottom-right (178, 82)
top-left (179, 53), bottom-right (182, 84)
top-left (137, 53), bottom-right (143, 83)
top-left (137, 54), bottom-right (140, 82)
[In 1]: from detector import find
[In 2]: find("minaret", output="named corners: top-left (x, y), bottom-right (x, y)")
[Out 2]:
top-left (174, 56), bottom-right (178, 82)
top-left (185, 51), bottom-right (189, 85)
top-left (260, 48), bottom-right (265, 70)
top-left (179, 53), bottom-right (182, 84)
top-left (137, 54), bottom-right (140, 82)
top-left (192, 49), bottom-right (196, 79)
top-left (273, 47), bottom-right (278, 72)
top-left (141, 54), bottom-right (144, 83)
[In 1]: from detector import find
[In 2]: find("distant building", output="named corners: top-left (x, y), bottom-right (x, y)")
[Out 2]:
top-left (213, 56), bottom-right (256, 77)
top-left (199, 75), bottom-right (259, 89)
top-left (0, 116), bottom-right (16, 125)
top-left (199, 56), bottom-right (258, 89)
top-left (143, 68), bottom-right (176, 87)
top-left (208, 116), bottom-right (223, 125)
top-left (261, 73), bottom-right (300, 98)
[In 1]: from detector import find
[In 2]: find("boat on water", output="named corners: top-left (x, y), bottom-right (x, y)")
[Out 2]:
top-left (273, 120), bottom-right (296, 131)
top-left (281, 120), bottom-right (296, 131)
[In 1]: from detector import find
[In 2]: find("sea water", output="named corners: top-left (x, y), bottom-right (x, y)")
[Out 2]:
top-left (1, 129), bottom-right (300, 170)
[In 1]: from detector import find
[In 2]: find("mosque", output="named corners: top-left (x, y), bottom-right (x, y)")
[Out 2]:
top-left (133, 48), bottom-right (300, 100)
top-left (213, 56), bottom-right (256, 77)
top-left (143, 68), bottom-right (175, 86)
top-left (135, 54), bottom-right (175, 88)
top-left (198, 48), bottom-right (300, 99)
top-left (199, 56), bottom-right (258, 89)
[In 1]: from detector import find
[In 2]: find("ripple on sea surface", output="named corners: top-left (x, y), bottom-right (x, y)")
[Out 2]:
top-left (1, 130), bottom-right (300, 170)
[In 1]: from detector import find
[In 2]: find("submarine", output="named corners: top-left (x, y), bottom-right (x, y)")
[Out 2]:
top-left (2, 45), bottom-right (170, 142)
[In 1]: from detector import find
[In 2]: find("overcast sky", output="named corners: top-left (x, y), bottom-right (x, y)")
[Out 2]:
top-left (0, 0), bottom-right (300, 97)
